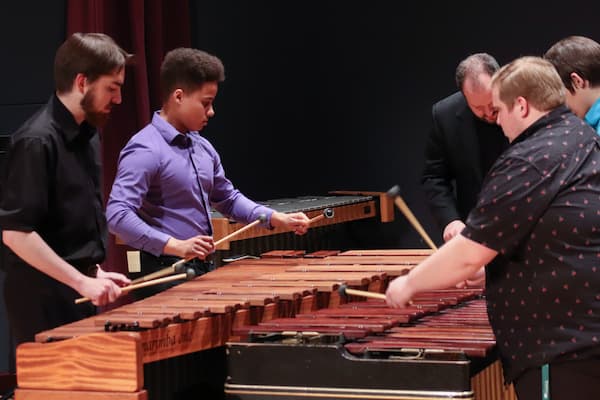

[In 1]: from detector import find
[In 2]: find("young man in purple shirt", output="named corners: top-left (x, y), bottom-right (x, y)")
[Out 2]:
top-left (386, 57), bottom-right (600, 399)
top-left (106, 48), bottom-right (309, 296)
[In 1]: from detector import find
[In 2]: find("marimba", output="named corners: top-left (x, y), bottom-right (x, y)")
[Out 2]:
top-left (210, 192), bottom-right (394, 262)
top-left (114, 192), bottom-right (394, 268)
top-left (14, 249), bottom-right (514, 400)
top-left (227, 300), bottom-right (495, 400)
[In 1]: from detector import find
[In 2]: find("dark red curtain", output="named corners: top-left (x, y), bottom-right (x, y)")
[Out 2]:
top-left (66, 0), bottom-right (191, 281)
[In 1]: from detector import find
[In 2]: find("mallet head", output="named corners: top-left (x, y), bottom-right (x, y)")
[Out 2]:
top-left (174, 263), bottom-right (188, 274)
top-left (386, 185), bottom-right (401, 198)
top-left (185, 268), bottom-right (197, 280)
top-left (337, 283), bottom-right (349, 298)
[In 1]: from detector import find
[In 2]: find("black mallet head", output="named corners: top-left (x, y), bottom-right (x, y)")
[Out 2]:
top-left (337, 283), bottom-right (349, 298)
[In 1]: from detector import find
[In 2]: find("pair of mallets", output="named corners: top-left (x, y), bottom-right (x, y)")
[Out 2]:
top-left (129, 208), bottom-right (334, 285)
top-left (75, 209), bottom-right (335, 304)
top-left (74, 267), bottom-right (197, 304)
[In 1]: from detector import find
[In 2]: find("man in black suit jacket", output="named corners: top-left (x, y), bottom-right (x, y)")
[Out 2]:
top-left (422, 53), bottom-right (508, 244)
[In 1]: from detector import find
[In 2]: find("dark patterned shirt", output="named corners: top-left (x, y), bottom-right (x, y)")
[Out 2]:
top-left (463, 106), bottom-right (600, 382)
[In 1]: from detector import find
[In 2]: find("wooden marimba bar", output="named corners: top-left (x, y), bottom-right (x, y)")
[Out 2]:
top-left (343, 298), bottom-right (516, 400)
top-left (342, 298), bottom-right (494, 357)
top-left (231, 283), bottom-right (483, 339)
top-left (15, 249), bottom-right (429, 400)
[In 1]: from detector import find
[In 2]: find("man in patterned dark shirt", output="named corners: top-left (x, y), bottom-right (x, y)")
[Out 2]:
top-left (386, 56), bottom-right (600, 400)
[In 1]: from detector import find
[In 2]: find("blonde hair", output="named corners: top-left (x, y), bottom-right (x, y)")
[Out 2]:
top-left (491, 56), bottom-right (565, 110)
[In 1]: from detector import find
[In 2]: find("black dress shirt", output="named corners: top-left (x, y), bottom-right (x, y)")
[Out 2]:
top-left (463, 106), bottom-right (600, 382)
top-left (0, 94), bottom-right (107, 272)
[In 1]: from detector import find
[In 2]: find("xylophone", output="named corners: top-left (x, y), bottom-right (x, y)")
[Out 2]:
top-left (14, 249), bottom-right (514, 400)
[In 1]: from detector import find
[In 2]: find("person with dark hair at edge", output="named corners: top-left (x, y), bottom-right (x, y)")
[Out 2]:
top-left (544, 35), bottom-right (600, 132)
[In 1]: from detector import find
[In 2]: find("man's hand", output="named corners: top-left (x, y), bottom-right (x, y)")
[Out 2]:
top-left (96, 266), bottom-right (131, 286)
top-left (270, 211), bottom-right (310, 235)
top-left (164, 235), bottom-right (215, 260)
top-left (385, 275), bottom-right (415, 308)
top-left (443, 220), bottom-right (466, 242)
top-left (75, 275), bottom-right (123, 306)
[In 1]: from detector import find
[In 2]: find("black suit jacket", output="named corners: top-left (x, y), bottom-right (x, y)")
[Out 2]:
top-left (421, 91), bottom-right (507, 231)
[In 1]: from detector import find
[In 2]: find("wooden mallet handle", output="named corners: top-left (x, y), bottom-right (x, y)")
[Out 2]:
top-left (75, 269), bottom-right (196, 304)
top-left (387, 185), bottom-right (438, 250)
top-left (338, 284), bottom-right (386, 300)
top-left (338, 284), bottom-right (413, 306)
top-left (214, 213), bottom-right (267, 247)
top-left (130, 259), bottom-right (187, 284)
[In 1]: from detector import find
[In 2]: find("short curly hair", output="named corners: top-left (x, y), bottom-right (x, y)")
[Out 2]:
top-left (160, 48), bottom-right (225, 102)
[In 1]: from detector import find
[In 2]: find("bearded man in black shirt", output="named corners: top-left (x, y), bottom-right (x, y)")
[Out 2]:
top-left (387, 56), bottom-right (600, 400)
top-left (0, 33), bottom-right (132, 346)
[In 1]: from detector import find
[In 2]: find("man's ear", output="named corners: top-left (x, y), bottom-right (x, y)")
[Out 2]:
top-left (173, 88), bottom-right (184, 104)
top-left (570, 72), bottom-right (588, 90)
top-left (75, 73), bottom-right (87, 94)
top-left (516, 96), bottom-right (529, 117)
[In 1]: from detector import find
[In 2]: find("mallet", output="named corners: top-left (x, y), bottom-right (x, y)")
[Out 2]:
top-left (308, 208), bottom-right (335, 224)
top-left (131, 214), bottom-right (267, 284)
top-left (75, 268), bottom-right (196, 304)
top-left (386, 185), bottom-right (438, 250)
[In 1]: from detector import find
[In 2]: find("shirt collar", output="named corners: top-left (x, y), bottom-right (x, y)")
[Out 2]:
top-left (584, 97), bottom-right (600, 130)
top-left (151, 111), bottom-right (191, 148)
top-left (511, 105), bottom-right (571, 146)
top-left (51, 93), bottom-right (97, 144)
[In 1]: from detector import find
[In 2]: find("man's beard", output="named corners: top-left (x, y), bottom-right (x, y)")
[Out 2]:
top-left (81, 89), bottom-right (111, 128)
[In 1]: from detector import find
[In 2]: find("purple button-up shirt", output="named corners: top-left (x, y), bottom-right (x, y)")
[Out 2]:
top-left (106, 112), bottom-right (273, 256)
